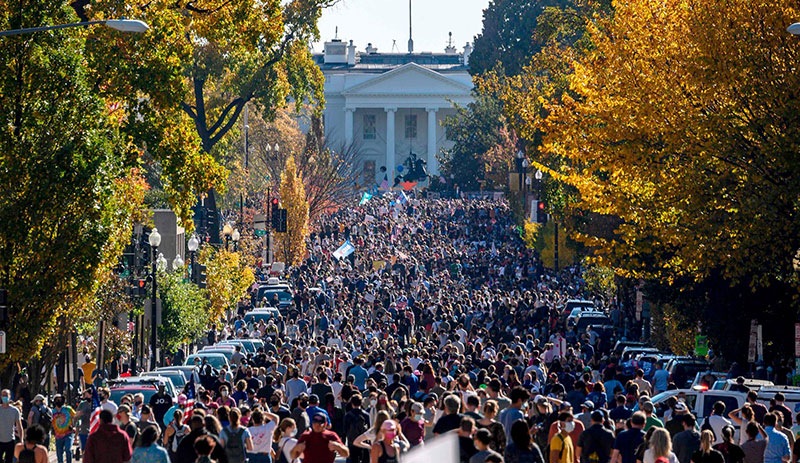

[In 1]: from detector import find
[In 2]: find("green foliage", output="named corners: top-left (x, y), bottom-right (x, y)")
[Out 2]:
top-left (469, 0), bottom-right (572, 76)
top-left (82, 0), bottom-right (337, 226)
top-left (0, 2), bottom-right (145, 370)
top-left (649, 303), bottom-right (695, 357)
top-left (440, 88), bottom-right (507, 190)
top-left (158, 271), bottom-right (211, 353)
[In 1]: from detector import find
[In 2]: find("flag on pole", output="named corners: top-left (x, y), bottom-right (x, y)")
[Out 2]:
top-left (398, 191), bottom-right (409, 205)
top-left (184, 376), bottom-right (196, 409)
top-left (88, 387), bottom-right (102, 434)
top-left (359, 191), bottom-right (373, 205)
top-left (379, 175), bottom-right (389, 191)
top-left (332, 240), bottom-right (356, 259)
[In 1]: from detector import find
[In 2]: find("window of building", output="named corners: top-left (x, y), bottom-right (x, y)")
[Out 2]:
top-left (363, 114), bottom-right (376, 140)
top-left (405, 114), bottom-right (417, 139)
top-left (362, 160), bottom-right (376, 184)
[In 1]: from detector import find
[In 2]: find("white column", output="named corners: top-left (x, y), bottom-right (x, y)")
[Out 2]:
top-left (344, 107), bottom-right (354, 147)
top-left (426, 108), bottom-right (439, 176)
top-left (385, 107), bottom-right (397, 185)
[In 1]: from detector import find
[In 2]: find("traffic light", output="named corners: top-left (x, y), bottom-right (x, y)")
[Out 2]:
top-left (276, 208), bottom-right (288, 233)
top-left (271, 198), bottom-right (280, 229)
top-left (197, 264), bottom-right (208, 289)
top-left (536, 201), bottom-right (548, 224)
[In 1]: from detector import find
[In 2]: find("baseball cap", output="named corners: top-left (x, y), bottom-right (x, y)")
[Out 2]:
top-left (582, 400), bottom-right (594, 410)
top-left (411, 402), bottom-right (424, 413)
top-left (312, 413), bottom-right (327, 424)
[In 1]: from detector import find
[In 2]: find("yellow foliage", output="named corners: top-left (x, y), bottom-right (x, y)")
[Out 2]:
top-left (276, 155), bottom-right (310, 266)
top-left (537, 222), bottom-right (578, 270)
top-left (504, 0), bottom-right (800, 284)
top-left (199, 248), bottom-right (254, 321)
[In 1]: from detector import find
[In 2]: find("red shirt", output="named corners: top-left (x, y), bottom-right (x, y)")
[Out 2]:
top-left (296, 429), bottom-right (343, 463)
top-left (84, 423), bottom-right (132, 463)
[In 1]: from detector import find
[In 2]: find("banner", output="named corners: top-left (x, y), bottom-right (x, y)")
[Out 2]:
top-left (332, 240), bottom-right (355, 259)
top-left (404, 433), bottom-right (458, 463)
top-left (372, 260), bottom-right (385, 270)
top-left (748, 320), bottom-right (758, 363)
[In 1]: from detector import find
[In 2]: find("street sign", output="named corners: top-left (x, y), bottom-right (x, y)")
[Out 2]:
top-left (253, 214), bottom-right (266, 230)
top-left (694, 335), bottom-right (709, 357)
top-left (254, 229), bottom-right (266, 237)
top-left (0, 331), bottom-right (6, 354)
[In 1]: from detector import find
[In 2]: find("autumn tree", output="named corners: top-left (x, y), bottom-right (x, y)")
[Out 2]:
top-left (158, 271), bottom-right (211, 353)
top-left (276, 156), bottom-right (309, 265)
top-left (81, 0), bottom-right (338, 224)
top-left (0, 2), bottom-right (147, 377)
top-left (199, 248), bottom-right (254, 321)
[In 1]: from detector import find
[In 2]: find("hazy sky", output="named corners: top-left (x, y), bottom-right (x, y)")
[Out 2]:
top-left (313, 0), bottom-right (490, 54)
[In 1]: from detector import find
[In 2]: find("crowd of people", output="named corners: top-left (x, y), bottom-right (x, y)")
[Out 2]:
top-left (0, 194), bottom-right (796, 463)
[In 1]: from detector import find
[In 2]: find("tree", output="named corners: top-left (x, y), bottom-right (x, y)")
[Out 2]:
top-left (81, 0), bottom-right (338, 223)
top-left (199, 247), bottom-right (254, 321)
top-left (469, 0), bottom-right (571, 76)
top-left (0, 2), bottom-right (147, 374)
top-left (276, 156), bottom-right (309, 265)
top-left (440, 87), bottom-right (509, 190)
top-left (539, 0), bottom-right (800, 286)
top-left (158, 271), bottom-right (211, 354)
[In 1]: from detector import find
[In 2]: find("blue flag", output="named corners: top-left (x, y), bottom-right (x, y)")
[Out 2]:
top-left (359, 191), bottom-right (373, 205)
top-left (332, 240), bottom-right (356, 259)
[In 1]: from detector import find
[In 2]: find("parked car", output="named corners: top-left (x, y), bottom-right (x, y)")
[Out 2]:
top-left (567, 307), bottom-right (604, 326)
top-left (613, 340), bottom-right (649, 355)
top-left (255, 287), bottom-right (294, 309)
top-left (243, 307), bottom-right (282, 324)
top-left (185, 353), bottom-right (229, 370)
top-left (141, 369), bottom-right (187, 389)
top-left (218, 338), bottom-right (264, 354)
top-left (665, 357), bottom-right (712, 388)
top-left (108, 377), bottom-right (177, 405)
top-left (575, 313), bottom-right (612, 333)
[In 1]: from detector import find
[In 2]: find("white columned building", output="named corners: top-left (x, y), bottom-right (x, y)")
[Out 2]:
top-left (315, 37), bottom-right (474, 187)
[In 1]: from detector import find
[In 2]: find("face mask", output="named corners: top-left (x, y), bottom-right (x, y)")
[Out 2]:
top-left (300, 400), bottom-right (309, 408)
top-left (370, 399), bottom-right (377, 407)
top-left (221, 391), bottom-right (228, 397)
top-left (135, 400), bottom-right (142, 406)
top-left (1, 397), bottom-right (8, 404)
top-left (289, 429), bottom-right (297, 437)
top-left (562, 421), bottom-right (575, 433)
top-left (385, 431), bottom-right (396, 440)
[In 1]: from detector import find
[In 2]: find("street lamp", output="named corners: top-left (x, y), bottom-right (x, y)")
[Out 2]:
top-left (223, 222), bottom-right (234, 250)
top-left (147, 228), bottom-right (161, 370)
top-left (231, 229), bottom-right (241, 252)
top-left (788, 23), bottom-right (800, 35)
top-left (0, 19), bottom-right (149, 37)
top-left (187, 233), bottom-right (200, 284)
top-left (172, 254), bottom-right (184, 271)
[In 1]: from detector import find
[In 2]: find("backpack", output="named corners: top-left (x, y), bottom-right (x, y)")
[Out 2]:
top-left (346, 409), bottom-right (369, 445)
top-left (224, 426), bottom-right (246, 463)
top-left (18, 447), bottom-right (36, 463)
top-left (38, 405), bottom-right (52, 431)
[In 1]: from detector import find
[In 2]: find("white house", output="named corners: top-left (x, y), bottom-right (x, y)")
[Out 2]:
top-left (315, 36), bottom-right (474, 186)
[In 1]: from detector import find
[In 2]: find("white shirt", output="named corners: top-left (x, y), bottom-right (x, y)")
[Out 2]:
top-left (278, 436), bottom-right (299, 463)
top-left (249, 422), bottom-right (277, 454)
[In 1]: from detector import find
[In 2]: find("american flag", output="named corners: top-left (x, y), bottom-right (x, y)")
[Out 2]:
top-left (88, 388), bottom-right (101, 434)
top-left (184, 377), bottom-right (196, 410)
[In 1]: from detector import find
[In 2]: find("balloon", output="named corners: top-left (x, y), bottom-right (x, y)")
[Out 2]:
top-left (397, 165), bottom-right (404, 172)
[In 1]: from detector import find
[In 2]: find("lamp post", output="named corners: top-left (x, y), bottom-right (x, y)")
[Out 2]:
top-left (232, 229), bottom-right (241, 252)
top-left (0, 19), bottom-right (149, 37)
top-left (148, 228), bottom-right (161, 369)
top-left (223, 222), bottom-right (234, 250)
top-left (172, 254), bottom-right (184, 272)
top-left (188, 233), bottom-right (200, 284)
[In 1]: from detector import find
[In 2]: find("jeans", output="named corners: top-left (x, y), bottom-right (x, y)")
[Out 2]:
top-left (247, 452), bottom-right (272, 463)
top-left (0, 440), bottom-right (14, 463)
top-left (56, 434), bottom-right (74, 463)
top-left (78, 433), bottom-right (88, 450)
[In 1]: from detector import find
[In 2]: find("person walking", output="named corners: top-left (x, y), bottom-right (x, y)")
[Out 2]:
top-left (291, 412), bottom-right (349, 463)
top-left (577, 411), bottom-right (615, 463)
top-left (611, 412), bottom-right (646, 463)
top-left (643, 428), bottom-right (678, 463)
top-left (690, 431), bottom-right (724, 463)
top-left (0, 389), bottom-right (23, 463)
top-left (51, 394), bottom-right (76, 463)
top-left (345, 394), bottom-right (372, 463)
top-left (84, 409), bottom-right (133, 463)
top-left (712, 426), bottom-right (745, 463)
top-left (673, 415), bottom-right (702, 463)
top-left (131, 425), bottom-right (170, 463)
top-left (13, 425), bottom-right (47, 463)
top-left (220, 408), bottom-right (253, 463)
top-left (763, 413), bottom-right (791, 463)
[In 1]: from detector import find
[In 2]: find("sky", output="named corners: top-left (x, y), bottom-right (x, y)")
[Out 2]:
top-left (313, 0), bottom-right (490, 55)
